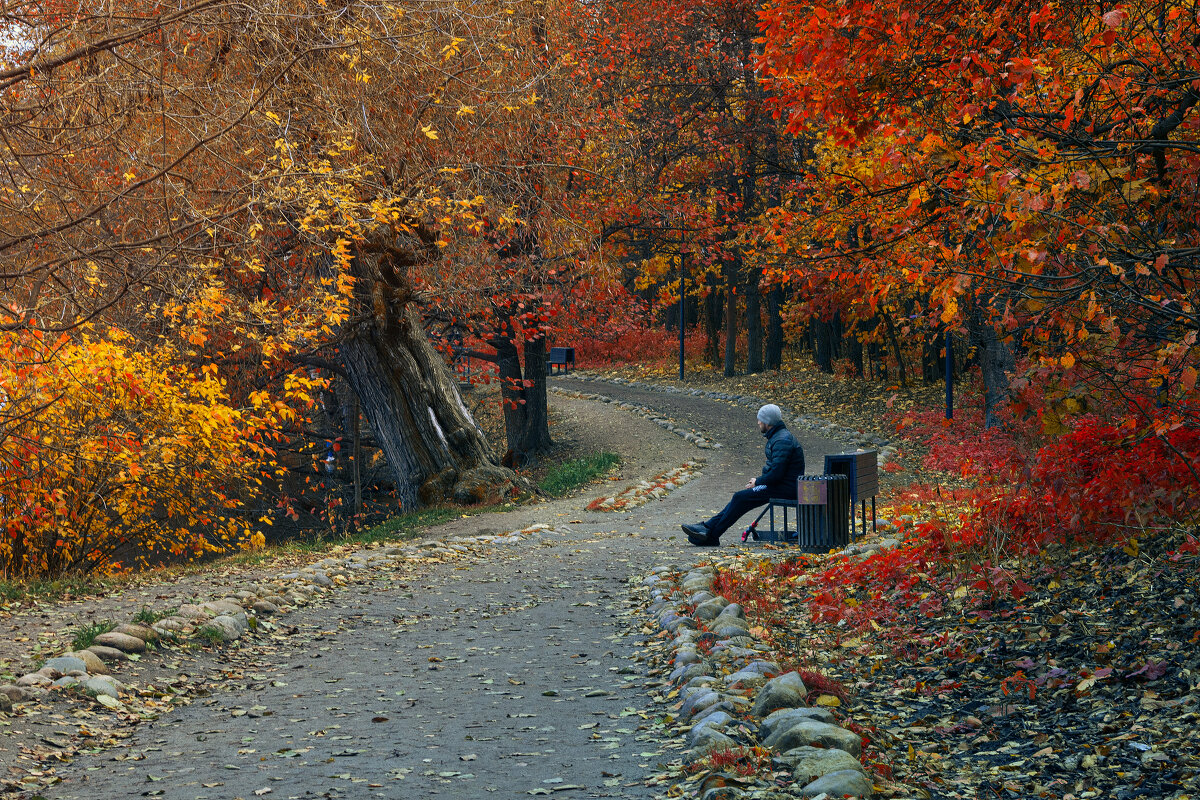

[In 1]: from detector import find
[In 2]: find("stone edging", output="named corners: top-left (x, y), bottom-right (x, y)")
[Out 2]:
top-left (0, 523), bottom-right (569, 718)
top-left (558, 373), bottom-right (899, 464)
top-left (638, 563), bottom-right (878, 799)
top-left (550, 386), bottom-right (724, 449)
top-left (585, 459), bottom-right (706, 512)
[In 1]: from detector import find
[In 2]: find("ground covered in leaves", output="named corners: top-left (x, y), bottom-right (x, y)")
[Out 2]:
top-left (706, 526), bottom-right (1199, 799)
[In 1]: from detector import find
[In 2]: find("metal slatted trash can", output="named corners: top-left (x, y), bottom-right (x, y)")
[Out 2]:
top-left (795, 474), bottom-right (851, 552)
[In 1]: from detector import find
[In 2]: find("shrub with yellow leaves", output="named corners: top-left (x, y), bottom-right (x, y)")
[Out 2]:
top-left (0, 327), bottom-right (271, 578)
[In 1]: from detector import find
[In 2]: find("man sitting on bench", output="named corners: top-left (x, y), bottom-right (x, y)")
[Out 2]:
top-left (681, 404), bottom-right (805, 546)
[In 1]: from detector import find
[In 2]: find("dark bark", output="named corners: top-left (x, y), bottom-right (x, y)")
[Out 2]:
top-left (339, 305), bottom-right (523, 509)
top-left (745, 278), bottom-right (763, 373)
top-left (518, 336), bottom-right (553, 457)
top-left (337, 240), bottom-right (529, 509)
top-left (814, 319), bottom-right (834, 373)
top-left (969, 307), bottom-right (1016, 429)
top-left (765, 285), bottom-right (784, 370)
top-left (882, 313), bottom-right (909, 387)
top-left (847, 329), bottom-right (864, 377)
top-left (704, 281), bottom-right (721, 366)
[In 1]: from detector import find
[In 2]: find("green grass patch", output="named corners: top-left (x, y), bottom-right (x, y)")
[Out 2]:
top-left (0, 574), bottom-right (122, 605)
top-left (539, 452), bottom-right (621, 496)
top-left (70, 620), bottom-right (115, 651)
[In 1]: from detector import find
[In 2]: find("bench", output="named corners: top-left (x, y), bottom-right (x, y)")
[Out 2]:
top-left (549, 346), bottom-right (575, 375)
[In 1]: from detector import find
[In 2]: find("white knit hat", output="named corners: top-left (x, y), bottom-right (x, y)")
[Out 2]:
top-left (756, 404), bottom-right (782, 426)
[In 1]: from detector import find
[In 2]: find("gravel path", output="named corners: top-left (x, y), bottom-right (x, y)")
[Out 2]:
top-left (13, 384), bottom-right (849, 800)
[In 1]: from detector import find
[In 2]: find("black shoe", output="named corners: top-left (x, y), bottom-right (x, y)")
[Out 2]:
top-left (681, 522), bottom-right (709, 537)
top-left (688, 533), bottom-right (720, 546)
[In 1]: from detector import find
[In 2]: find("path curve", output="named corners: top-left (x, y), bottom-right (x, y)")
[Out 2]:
top-left (17, 387), bottom-right (849, 800)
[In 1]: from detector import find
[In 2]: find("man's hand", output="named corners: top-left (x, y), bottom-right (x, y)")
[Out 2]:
top-left (745, 477), bottom-right (757, 489)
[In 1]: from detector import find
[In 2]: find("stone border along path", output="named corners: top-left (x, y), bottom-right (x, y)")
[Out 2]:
top-left (585, 460), bottom-right (708, 512)
top-left (557, 374), bottom-right (900, 465)
top-left (636, 561), bottom-right (906, 799)
top-left (0, 524), bottom-right (570, 718)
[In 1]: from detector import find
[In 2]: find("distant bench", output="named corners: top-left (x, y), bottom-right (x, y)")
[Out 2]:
top-left (549, 346), bottom-right (575, 375)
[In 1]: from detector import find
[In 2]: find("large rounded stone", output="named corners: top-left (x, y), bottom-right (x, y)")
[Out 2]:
top-left (0, 684), bottom-right (33, 704)
top-left (801, 768), bottom-right (874, 797)
top-left (716, 603), bottom-right (747, 620)
top-left (680, 688), bottom-right (721, 718)
top-left (114, 623), bottom-right (159, 643)
top-left (694, 596), bottom-right (731, 622)
top-left (687, 726), bottom-right (735, 756)
top-left (203, 615), bottom-right (244, 641)
top-left (760, 707), bottom-right (837, 740)
top-left (86, 645), bottom-right (129, 662)
top-left (251, 600), bottom-right (280, 615)
top-left (84, 676), bottom-right (122, 699)
top-left (92, 631), bottom-right (146, 653)
top-left (16, 673), bottom-right (52, 688)
top-left (41, 655), bottom-right (88, 675)
top-left (764, 719), bottom-right (863, 757)
top-left (201, 599), bottom-right (245, 617)
top-left (63, 650), bottom-right (108, 675)
top-left (779, 746), bottom-right (864, 782)
top-left (752, 671), bottom-right (808, 717)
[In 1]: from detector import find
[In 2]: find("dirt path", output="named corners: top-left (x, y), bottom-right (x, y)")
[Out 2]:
top-left (5, 386), bottom-right (849, 799)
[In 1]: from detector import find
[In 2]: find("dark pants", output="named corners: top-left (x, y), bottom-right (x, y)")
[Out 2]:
top-left (705, 487), bottom-right (795, 539)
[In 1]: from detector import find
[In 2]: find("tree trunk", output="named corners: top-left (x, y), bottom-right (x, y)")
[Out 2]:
top-left (745, 277), bottom-right (763, 373)
top-left (339, 305), bottom-right (528, 509)
top-left (704, 282), bottom-right (721, 366)
top-left (765, 285), bottom-right (783, 370)
top-left (723, 266), bottom-right (737, 377)
top-left (882, 313), bottom-right (909, 387)
top-left (814, 319), bottom-right (834, 373)
top-left (491, 329), bottom-right (526, 461)
top-left (969, 307), bottom-right (1015, 428)
top-left (519, 335), bottom-right (553, 457)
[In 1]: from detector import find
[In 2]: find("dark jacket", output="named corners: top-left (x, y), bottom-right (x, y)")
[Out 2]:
top-left (758, 424), bottom-right (805, 495)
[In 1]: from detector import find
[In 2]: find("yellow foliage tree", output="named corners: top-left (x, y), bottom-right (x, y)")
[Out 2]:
top-left (0, 327), bottom-right (271, 578)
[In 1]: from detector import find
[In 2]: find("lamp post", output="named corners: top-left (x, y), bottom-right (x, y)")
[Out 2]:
top-left (945, 329), bottom-right (954, 419)
top-left (678, 257), bottom-right (686, 381)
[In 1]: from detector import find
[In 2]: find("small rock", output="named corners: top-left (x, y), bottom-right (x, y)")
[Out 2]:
top-left (53, 676), bottom-right (81, 689)
top-left (86, 645), bottom-right (130, 663)
top-left (800, 768), bottom-right (874, 797)
top-left (779, 746), bottom-right (864, 781)
top-left (0, 692), bottom-right (11, 712)
top-left (742, 660), bottom-right (782, 675)
top-left (753, 671), bottom-right (808, 717)
top-left (765, 719), bottom-right (863, 757)
top-left (36, 666), bottom-right (63, 679)
top-left (92, 631), bottom-right (147, 653)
